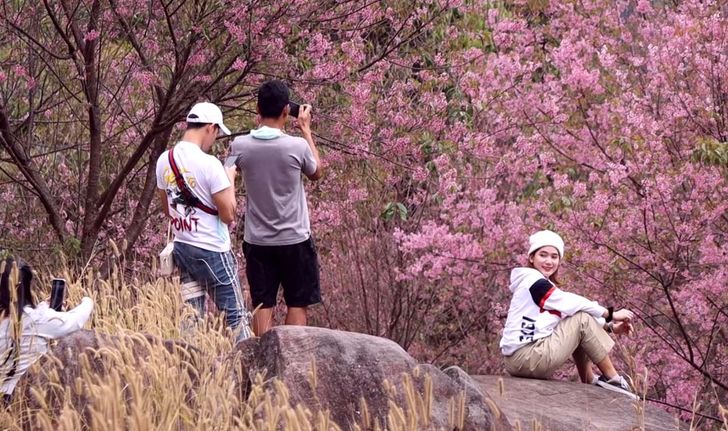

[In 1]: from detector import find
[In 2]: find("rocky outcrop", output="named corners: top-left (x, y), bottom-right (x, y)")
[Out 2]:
top-left (18, 330), bottom-right (200, 422)
top-left (14, 327), bottom-right (689, 431)
top-left (475, 375), bottom-right (687, 431)
top-left (444, 365), bottom-right (510, 428)
top-left (236, 326), bottom-right (510, 430)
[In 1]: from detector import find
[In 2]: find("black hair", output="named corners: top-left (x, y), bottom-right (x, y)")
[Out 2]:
top-left (186, 122), bottom-right (214, 130)
top-left (257, 80), bottom-right (290, 119)
top-left (0, 256), bottom-right (36, 320)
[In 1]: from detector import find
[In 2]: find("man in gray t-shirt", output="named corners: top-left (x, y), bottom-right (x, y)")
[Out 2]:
top-left (225, 80), bottom-right (323, 336)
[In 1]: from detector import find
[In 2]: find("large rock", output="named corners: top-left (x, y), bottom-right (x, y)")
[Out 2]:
top-left (444, 365), bottom-right (511, 429)
top-left (236, 326), bottom-right (510, 430)
top-left (475, 375), bottom-right (687, 431)
top-left (18, 330), bottom-right (200, 422)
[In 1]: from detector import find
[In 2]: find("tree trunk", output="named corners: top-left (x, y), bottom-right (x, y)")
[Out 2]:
top-left (123, 130), bottom-right (172, 256)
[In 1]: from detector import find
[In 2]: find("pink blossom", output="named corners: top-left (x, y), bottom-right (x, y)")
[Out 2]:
top-left (232, 58), bottom-right (247, 71)
top-left (84, 30), bottom-right (100, 42)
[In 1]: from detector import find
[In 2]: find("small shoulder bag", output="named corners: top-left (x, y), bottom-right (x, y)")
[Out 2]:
top-left (158, 221), bottom-right (174, 277)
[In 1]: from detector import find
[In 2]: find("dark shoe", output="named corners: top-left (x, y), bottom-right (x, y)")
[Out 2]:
top-left (596, 375), bottom-right (639, 400)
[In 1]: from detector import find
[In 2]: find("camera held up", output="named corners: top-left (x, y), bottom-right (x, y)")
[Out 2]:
top-left (288, 102), bottom-right (300, 119)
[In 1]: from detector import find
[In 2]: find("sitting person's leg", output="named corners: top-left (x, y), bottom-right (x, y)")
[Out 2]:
top-left (573, 345), bottom-right (619, 384)
top-left (559, 313), bottom-right (636, 397)
top-left (560, 312), bottom-right (624, 379)
top-left (570, 309), bottom-right (617, 384)
top-left (505, 312), bottom-right (613, 379)
top-left (572, 346), bottom-right (594, 383)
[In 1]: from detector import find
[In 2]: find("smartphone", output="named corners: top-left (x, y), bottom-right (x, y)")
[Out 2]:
top-left (289, 102), bottom-right (300, 119)
top-left (49, 278), bottom-right (66, 311)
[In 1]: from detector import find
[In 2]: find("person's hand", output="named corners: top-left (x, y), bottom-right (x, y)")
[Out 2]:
top-left (612, 320), bottom-right (633, 336)
top-left (613, 308), bottom-right (634, 322)
top-left (296, 104), bottom-right (313, 135)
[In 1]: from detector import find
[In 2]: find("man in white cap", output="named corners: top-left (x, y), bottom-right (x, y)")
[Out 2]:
top-left (156, 102), bottom-right (252, 341)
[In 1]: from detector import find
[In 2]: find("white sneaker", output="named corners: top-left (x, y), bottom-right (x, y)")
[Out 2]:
top-left (596, 375), bottom-right (639, 400)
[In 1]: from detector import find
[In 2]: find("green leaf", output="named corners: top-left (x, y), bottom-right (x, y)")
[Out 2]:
top-left (381, 202), bottom-right (408, 221)
top-left (395, 203), bottom-right (408, 221)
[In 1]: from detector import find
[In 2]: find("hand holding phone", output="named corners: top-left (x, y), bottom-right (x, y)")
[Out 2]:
top-left (49, 278), bottom-right (66, 311)
top-left (289, 102), bottom-right (300, 119)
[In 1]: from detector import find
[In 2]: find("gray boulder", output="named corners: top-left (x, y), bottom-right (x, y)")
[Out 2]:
top-left (236, 325), bottom-right (510, 430)
top-left (444, 365), bottom-right (511, 429)
top-left (475, 375), bottom-right (687, 430)
top-left (18, 330), bottom-right (200, 424)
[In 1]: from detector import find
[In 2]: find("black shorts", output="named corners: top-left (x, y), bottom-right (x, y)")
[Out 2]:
top-left (243, 237), bottom-right (321, 308)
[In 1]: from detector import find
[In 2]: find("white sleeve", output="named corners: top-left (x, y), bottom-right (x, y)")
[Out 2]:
top-left (543, 289), bottom-right (607, 319)
top-left (208, 159), bottom-right (231, 195)
top-left (32, 297), bottom-right (94, 339)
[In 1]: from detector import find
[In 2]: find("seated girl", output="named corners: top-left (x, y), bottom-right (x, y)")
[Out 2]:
top-left (499, 230), bottom-right (637, 399)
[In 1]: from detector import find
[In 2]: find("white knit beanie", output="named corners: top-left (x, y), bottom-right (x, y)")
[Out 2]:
top-left (528, 230), bottom-right (565, 258)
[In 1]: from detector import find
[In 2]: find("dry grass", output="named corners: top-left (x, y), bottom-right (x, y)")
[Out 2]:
top-left (0, 262), bottom-right (466, 430)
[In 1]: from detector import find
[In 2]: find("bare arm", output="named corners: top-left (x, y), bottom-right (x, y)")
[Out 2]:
top-left (297, 105), bottom-right (323, 181)
top-left (158, 189), bottom-right (170, 217)
top-left (212, 167), bottom-right (237, 224)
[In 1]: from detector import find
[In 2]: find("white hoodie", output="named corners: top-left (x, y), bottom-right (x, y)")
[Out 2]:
top-left (0, 297), bottom-right (94, 395)
top-left (499, 268), bottom-right (607, 356)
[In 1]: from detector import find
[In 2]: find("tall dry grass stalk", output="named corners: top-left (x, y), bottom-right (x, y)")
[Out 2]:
top-left (0, 261), bottom-right (468, 430)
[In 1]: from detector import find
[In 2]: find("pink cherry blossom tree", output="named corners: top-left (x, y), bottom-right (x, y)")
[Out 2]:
top-left (1, 0), bottom-right (726, 423)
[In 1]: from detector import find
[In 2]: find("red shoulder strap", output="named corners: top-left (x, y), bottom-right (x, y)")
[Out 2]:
top-left (168, 147), bottom-right (219, 216)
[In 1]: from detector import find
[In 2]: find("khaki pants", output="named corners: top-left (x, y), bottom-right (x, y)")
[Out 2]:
top-left (504, 312), bottom-right (614, 379)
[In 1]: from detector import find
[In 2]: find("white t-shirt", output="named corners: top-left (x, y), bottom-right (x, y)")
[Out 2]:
top-left (156, 141), bottom-right (231, 252)
top-left (0, 298), bottom-right (94, 395)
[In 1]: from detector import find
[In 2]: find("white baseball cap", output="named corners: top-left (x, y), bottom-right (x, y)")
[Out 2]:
top-left (528, 230), bottom-right (565, 257)
top-left (186, 102), bottom-right (231, 136)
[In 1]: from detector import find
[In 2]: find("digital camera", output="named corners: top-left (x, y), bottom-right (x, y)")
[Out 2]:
top-left (289, 102), bottom-right (300, 119)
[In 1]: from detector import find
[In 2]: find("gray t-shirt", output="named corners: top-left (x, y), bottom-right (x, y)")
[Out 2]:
top-left (225, 130), bottom-right (317, 246)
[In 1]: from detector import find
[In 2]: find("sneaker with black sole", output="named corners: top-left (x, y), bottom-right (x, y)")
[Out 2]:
top-left (596, 375), bottom-right (639, 400)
